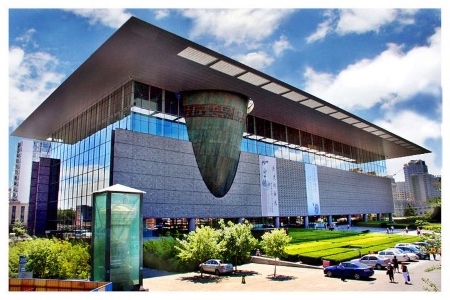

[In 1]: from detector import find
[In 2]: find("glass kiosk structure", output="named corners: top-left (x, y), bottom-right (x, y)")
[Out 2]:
top-left (91, 184), bottom-right (145, 291)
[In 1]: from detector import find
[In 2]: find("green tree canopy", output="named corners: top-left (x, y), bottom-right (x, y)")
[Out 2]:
top-left (218, 219), bottom-right (258, 270)
top-left (175, 225), bottom-right (224, 275)
top-left (9, 237), bottom-right (90, 279)
top-left (12, 220), bottom-right (27, 237)
top-left (259, 228), bottom-right (292, 277)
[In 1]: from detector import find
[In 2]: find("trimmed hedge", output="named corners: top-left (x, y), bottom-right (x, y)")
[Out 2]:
top-left (284, 229), bottom-right (422, 266)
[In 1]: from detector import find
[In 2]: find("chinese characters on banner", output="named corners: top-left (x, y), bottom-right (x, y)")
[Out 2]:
top-left (305, 163), bottom-right (321, 215)
top-left (259, 156), bottom-right (279, 216)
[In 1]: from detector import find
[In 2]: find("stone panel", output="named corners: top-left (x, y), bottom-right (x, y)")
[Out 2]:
top-left (113, 129), bottom-right (394, 219)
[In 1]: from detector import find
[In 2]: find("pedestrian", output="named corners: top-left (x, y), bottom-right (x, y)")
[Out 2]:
top-left (338, 262), bottom-right (346, 282)
top-left (392, 256), bottom-right (400, 273)
top-left (431, 247), bottom-right (437, 260)
top-left (391, 226), bottom-right (394, 233)
top-left (386, 263), bottom-right (395, 282)
top-left (401, 262), bottom-right (410, 284)
top-left (416, 227), bottom-right (421, 235)
top-left (256, 249), bottom-right (261, 256)
top-left (386, 228), bottom-right (389, 234)
top-left (405, 226), bottom-right (409, 234)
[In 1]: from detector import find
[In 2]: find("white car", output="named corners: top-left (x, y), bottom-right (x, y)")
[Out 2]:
top-left (199, 259), bottom-right (233, 275)
top-left (395, 243), bottom-right (414, 248)
top-left (378, 249), bottom-right (409, 262)
top-left (383, 248), bottom-right (419, 261)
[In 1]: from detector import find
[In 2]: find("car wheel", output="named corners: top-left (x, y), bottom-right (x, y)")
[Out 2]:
top-left (354, 273), bottom-right (361, 280)
top-left (375, 264), bottom-right (382, 270)
top-left (215, 269), bottom-right (220, 275)
top-left (326, 270), bottom-right (333, 277)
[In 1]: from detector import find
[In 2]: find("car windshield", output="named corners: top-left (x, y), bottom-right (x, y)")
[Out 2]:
top-left (351, 262), bottom-right (369, 268)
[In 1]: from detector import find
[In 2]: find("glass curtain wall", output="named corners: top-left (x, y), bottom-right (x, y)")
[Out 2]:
top-left (49, 80), bottom-right (387, 231)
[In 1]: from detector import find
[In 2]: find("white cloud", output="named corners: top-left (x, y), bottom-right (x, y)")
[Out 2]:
top-left (307, 9), bottom-right (419, 42)
top-left (273, 35), bottom-right (292, 56)
top-left (233, 51), bottom-right (274, 70)
top-left (181, 9), bottom-right (293, 46)
top-left (9, 47), bottom-right (65, 129)
top-left (336, 9), bottom-right (398, 35)
top-left (68, 9), bottom-right (132, 29)
top-left (303, 28), bottom-right (441, 111)
top-left (15, 28), bottom-right (38, 48)
top-left (306, 10), bottom-right (335, 44)
top-left (155, 9), bottom-right (170, 20)
top-left (376, 110), bottom-right (441, 182)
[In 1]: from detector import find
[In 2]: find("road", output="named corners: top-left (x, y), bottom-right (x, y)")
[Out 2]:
top-left (142, 256), bottom-right (441, 293)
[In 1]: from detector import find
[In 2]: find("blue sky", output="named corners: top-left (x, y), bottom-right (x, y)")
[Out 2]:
top-left (4, 2), bottom-right (445, 186)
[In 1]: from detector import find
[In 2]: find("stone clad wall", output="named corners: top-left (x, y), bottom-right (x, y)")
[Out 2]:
top-left (112, 129), bottom-right (393, 219)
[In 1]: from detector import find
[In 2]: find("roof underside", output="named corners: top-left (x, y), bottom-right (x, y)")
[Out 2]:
top-left (12, 17), bottom-right (430, 160)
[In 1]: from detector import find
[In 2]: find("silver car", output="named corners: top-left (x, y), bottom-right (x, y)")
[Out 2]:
top-left (199, 259), bottom-right (233, 275)
top-left (351, 254), bottom-right (391, 270)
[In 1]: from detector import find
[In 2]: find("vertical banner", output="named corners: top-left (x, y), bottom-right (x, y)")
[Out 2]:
top-left (259, 156), bottom-right (279, 216)
top-left (305, 163), bottom-right (321, 215)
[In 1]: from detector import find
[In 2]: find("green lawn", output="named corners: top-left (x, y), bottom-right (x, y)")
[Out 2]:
top-left (284, 228), bottom-right (422, 265)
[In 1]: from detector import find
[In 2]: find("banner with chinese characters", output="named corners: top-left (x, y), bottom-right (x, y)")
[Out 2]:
top-left (259, 155), bottom-right (279, 216)
top-left (305, 163), bottom-right (321, 215)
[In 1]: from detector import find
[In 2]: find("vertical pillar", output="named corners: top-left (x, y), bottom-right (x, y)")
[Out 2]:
top-left (363, 214), bottom-right (368, 222)
top-left (347, 214), bottom-right (352, 226)
top-left (377, 213), bottom-right (381, 221)
top-left (304, 216), bottom-right (309, 229)
top-left (188, 218), bottom-right (196, 232)
top-left (388, 213), bottom-right (393, 222)
top-left (274, 217), bottom-right (280, 228)
top-left (328, 215), bottom-right (333, 227)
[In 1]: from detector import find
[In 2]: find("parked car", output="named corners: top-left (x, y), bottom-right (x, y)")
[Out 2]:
top-left (350, 254), bottom-right (390, 270)
top-left (323, 261), bottom-right (374, 280)
top-left (199, 259), bottom-right (233, 275)
top-left (413, 241), bottom-right (431, 250)
top-left (385, 248), bottom-right (419, 261)
top-left (395, 243), bottom-right (414, 248)
top-left (378, 249), bottom-right (409, 262)
top-left (395, 245), bottom-right (428, 260)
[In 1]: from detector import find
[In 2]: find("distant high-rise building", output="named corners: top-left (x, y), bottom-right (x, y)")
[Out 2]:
top-left (10, 140), bottom-right (51, 204)
top-left (403, 159), bottom-right (440, 202)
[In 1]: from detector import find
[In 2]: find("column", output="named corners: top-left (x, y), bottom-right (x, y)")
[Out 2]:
top-left (274, 217), bottom-right (280, 228)
top-left (188, 218), bottom-right (196, 232)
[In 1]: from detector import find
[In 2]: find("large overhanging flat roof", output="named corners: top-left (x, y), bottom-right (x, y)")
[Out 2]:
top-left (12, 16), bottom-right (430, 160)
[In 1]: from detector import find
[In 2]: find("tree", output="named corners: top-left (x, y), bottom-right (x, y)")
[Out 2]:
top-left (175, 225), bottom-right (224, 276)
top-left (218, 219), bottom-right (258, 271)
top-left (12, 220), bottom-right (27, 238)
top-left (9, 237), bottom-right (90, 279)
top-left (259, 228), bottom-right (292, 277)
top-left (404, 203), bottom-right (416, 217)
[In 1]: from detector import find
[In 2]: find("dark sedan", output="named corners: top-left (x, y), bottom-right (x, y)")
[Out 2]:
top-left (324, 261), bottom-right (374, 280)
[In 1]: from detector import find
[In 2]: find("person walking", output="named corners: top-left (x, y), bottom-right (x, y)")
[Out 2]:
top-left (338, 262), bottom-right (346, 282)
top-left (401, 262), bottom-right (410, 284)
top-left (392, 256), bottom-right (400, 273)
top-left (386, 263), bottom-right (395, 282)
top-left (431, 247), bottom-right (437, 260)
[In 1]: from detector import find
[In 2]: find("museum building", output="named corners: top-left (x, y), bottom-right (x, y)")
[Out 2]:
top-left (12, 17), bottom-right (430, 236)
